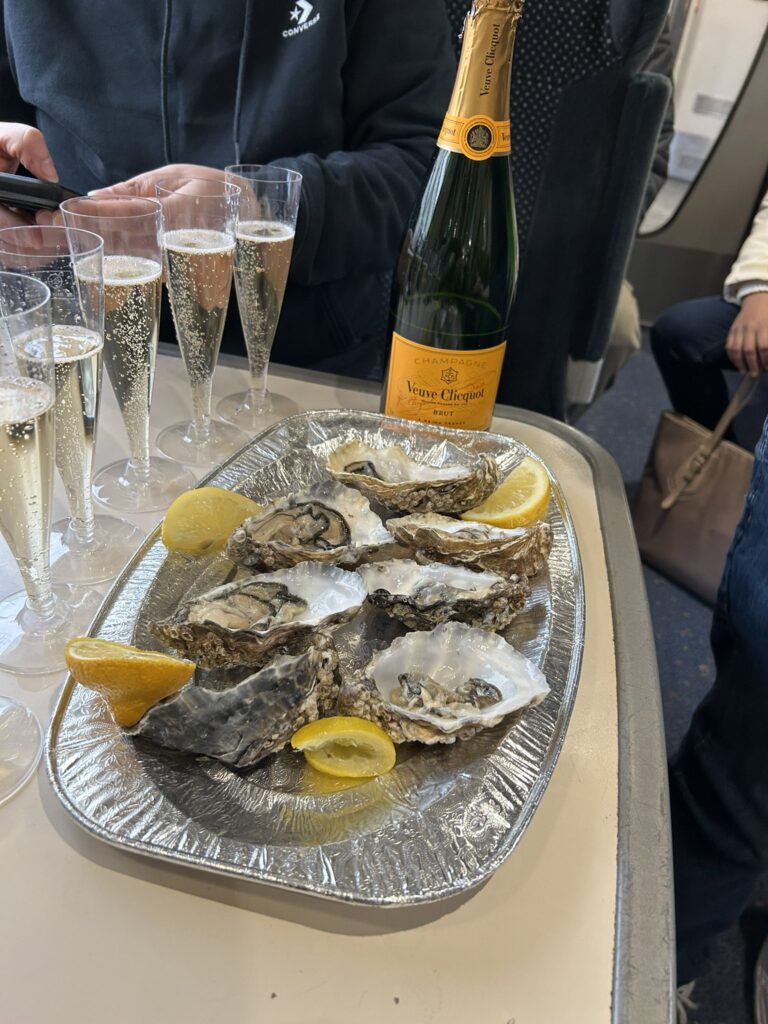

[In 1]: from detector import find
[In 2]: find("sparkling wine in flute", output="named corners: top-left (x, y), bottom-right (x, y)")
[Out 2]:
top-left (163, 229), bottom-right (235, 398)
top-left (100, 255), bottom-right (162, 459)
top-left (0, 376), bottom-right (55, 585)
top-left (234, 220), bottom-right (294, 374)
top-left (50, 325), bottom-right (102, 527)
top-left (383, 0), bottom-right (523, 431)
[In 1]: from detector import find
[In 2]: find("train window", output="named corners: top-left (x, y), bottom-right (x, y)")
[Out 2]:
top-left (640, 0), bottom-right (768, 234)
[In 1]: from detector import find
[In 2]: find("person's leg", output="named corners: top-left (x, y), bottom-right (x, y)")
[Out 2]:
top-left (670, 416), bottom-right (768, 982)
top-left (651, 297), bottom-right (740, 430)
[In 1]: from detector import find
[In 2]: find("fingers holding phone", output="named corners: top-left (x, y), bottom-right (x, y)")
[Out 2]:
top-left (0, 122), bottom-right (58, 181)
top-left (0, 122), bottom-right (61, 226)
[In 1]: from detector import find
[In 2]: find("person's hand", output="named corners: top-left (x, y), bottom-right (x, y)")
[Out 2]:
top-left (0, 122), bottom-right (59, 228)
top-left (92, 164), bottom-right (226, 199)
top-left (726, 292), bottom-right (768, 377)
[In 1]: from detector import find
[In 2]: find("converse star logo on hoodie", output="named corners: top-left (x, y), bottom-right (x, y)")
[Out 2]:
top-left (284, 1), bottom-right (320, 37)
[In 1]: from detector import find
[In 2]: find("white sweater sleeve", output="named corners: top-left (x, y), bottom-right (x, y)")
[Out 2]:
top-left (724, 191), bottom-right (768, 303)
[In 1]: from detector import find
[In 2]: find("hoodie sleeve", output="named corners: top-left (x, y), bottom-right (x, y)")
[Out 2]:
top-left (723, 191), bottom-right (768, 303)
top-left (274, 0), bottom-right (455, 288)
top-left (0, 3), bottom-right (36, 124)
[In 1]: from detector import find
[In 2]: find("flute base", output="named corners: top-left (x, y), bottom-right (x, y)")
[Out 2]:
top-left (0, 697), bottom-right (43, 807)
top-left (50, 514), bottom-right (145, 586)
top-left (216, 388), bottom-right (299, 431)
top-left (0, 585), bottom-right (102, 676)
top-left (156, 418), bottom-right (249, 469)
top-left (92, 456), bottom-right (196, 514)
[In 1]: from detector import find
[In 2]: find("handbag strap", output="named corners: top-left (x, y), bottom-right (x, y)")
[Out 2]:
top-left (661, 375), bottom-right (757, 510)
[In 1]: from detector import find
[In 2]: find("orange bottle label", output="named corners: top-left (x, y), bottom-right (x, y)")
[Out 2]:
top-left (384, 333), bottom-right (506, 431)
top-left (438, 116), bottom-right (511, 161)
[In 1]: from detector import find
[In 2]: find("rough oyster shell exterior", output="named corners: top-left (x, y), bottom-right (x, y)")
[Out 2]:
top-left (227, 479), bottom-right (393, 572)
top-left (357, 558), bottom-right (529, 630)
top-left (340, 622), bottom-right (549, 744)
top-left (129, 633), bottom-right (340, 769)
top-left (387, 513), bottom-right (552, 577)
top-left (150, 562), bottom-right (366, 670)
top-left (326, 440), bottom-right (499, 514)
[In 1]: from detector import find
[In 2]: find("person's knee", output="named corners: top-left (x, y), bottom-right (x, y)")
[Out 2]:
top-left (652, 297), bottom-right (737, 367)
top-left (651, 302), bottom-right (700, 364)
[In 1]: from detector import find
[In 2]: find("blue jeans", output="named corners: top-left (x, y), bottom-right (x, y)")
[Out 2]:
top-left (670, 415), bottom-right (768, 981)
top-left (650, 297), bottom-right (739, 430)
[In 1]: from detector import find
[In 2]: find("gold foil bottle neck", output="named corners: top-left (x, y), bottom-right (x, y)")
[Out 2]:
top-left (469, 0), bottom-right (524, 19)
top-left (437, 0), bottom-right (523, 159)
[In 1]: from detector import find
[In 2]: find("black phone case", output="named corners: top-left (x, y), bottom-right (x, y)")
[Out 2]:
top-left (0, 172), bottom-right (80, 212)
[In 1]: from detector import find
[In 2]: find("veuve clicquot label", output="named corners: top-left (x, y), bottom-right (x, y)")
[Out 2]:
top-left (385, 334), bottom-right (507, 430)
top-left (384, 0), bottom-right (523, 431)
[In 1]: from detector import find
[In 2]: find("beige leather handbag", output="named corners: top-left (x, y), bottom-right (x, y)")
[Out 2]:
top-left (632, 376), bottom-right (756, 605)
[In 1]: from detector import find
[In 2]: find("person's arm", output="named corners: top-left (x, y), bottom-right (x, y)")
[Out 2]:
top-left (0, 5), bottom-right (58, 226)
top-left (724, 192), bottom-right (768, 376)
top-left (724, 192), bottom-right (768, 303)
top-left (100, 0), bottom-right (455, 288)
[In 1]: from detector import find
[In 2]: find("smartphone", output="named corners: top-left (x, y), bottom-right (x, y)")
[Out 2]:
top-left (0, 171), bottom-right (80, 212)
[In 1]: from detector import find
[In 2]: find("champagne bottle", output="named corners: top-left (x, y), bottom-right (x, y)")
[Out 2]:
top-left (383, 0), bottom-right (523, 431)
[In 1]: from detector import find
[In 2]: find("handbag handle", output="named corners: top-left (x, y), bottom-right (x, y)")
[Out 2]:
top-left (661, 375), bottom-right (756, 510)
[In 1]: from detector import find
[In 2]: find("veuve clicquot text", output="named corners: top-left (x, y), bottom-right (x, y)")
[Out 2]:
top-left (383, 0), bottom-right (523, 430)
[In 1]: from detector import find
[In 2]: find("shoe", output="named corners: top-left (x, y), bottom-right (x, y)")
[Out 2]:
top-left (676, 980), bottom-right (698, 1024)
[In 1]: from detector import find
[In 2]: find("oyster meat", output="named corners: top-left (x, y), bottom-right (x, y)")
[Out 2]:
top-left (150, 561), bottom-right (367, 669)
top-left (391, 672), bottom-right (503, 714)
top-left (387, 512), bottom-right (552, 577)
top-left (326, 439), bottom-right (498, 514)
top-left (358, 558), bottom-right (528, 630)
top-left (129, 633), bottom-right (339, 769)
top-left (340, 621), bottom-right (549, 744)
top-left (227, 479), bottom-right (393, 571)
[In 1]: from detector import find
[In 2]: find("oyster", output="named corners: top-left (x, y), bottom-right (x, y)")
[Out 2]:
top-left (340, 621), bottom-right (549, 744)
top-left (326, 439), bottom-right (498, 514)
top-left (150, 561), bottom-right (367, 669)
top-left (387, 513), bottom-right (552, 577)
top-left (129, 633), bottom-right (339, 769)
top-left (227, 479), bottom-right (393, 571)
top-left (358, 558), bottom-right (529, 630)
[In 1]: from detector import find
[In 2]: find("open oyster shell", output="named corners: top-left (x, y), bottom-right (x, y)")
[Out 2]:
top-left (387, 513), bottom-right (552, 577)
top-left (357, 558), bottom-right (529, 631)
top-left (340, 622), bottom-right (549, 744)
top-left (227, 479), bottom-right (393, 572)
top-left (150, 561), bottom-right (367, 670)
top-left (129, 632), bottom-right (340, 769)
top-left (326, 439), bottom-right (498, 514)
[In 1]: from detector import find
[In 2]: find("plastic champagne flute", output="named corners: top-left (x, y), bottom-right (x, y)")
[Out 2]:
top-left (0, 225), bottom-right (144, 584)
top-left (217, 165), bottom-right (302, 428)
top-left (0, 693), bottom-right (43, 806)
top-left (0, 272), bottom-right (100, 676)
top-left (154, 176), bottom-right (247, 468)
top-left (60, 196), bottom-right (195, 513)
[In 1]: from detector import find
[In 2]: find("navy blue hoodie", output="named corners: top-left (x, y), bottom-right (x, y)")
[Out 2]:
top-left (1, 0), bottom-right (455, 374)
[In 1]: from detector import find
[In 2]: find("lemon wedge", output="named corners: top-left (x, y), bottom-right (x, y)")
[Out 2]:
top-left (461, 455), bottom-right (551, 529)
top-left (161, 486), bottom-right (261, 555)
top-left (65, 637), bottom-right (195, 727)
top-left (291, 716), bottom-right (397, 779)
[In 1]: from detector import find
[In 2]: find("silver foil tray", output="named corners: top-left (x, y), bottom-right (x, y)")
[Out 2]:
top-left (47, 410), bottom-right (584, 906)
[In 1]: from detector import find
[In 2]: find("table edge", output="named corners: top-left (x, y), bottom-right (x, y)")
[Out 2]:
top-left (514, 412), bottom-right (676, 1024)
